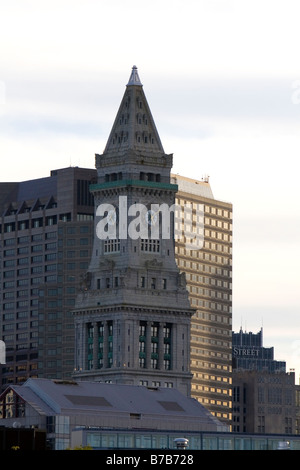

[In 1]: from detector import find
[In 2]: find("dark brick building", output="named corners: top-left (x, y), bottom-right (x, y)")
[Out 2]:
top-left (0, 166), bottom-right (97, 388)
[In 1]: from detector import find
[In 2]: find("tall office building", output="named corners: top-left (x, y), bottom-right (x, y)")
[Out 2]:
top-left (0, 167), bottom-right (96, 388)
top-left (72, 66), bottom-right (195, 396)
top-left (172, 174), bottom-right (233, 425)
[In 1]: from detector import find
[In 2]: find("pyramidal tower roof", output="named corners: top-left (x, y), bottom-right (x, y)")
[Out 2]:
top-left (103, 66), bottom-right (165, 157)
top-left (127, 64), bottom-right (142, 86)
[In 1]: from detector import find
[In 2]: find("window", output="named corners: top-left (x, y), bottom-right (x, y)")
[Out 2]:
top-left (32, 218), bottom-right (43, 228)
top-left (4, 270), bottom-right (14, 279)
top-left (164, 325), bottom-right (171, 338)
top-left (46, 216), bottom-right (57, 226)
top-left (1, 390), bottom-right (25, 418)
top-left (18, 247), bottom-right (28, 255)
top-left (18, 268), bottom-right (29, 276)
top-left (4, 259), bottom-right (15, 267)
top-left (59, 213), bottom-right (71, 222)
top-left (139, 322), bottom-right (146, 337)
top-left (32, 244), bottom-right (43, 252)
top-left (139, 357), bottom-right (146, 368)
top-left (4, 281), bottom-right (15, 288)
top-left (45, 264), bottom-right (56, 272)
top-left (165, 382), bottom-right (173, 388)
top-left (46, 232), bottom-right (56, 239)
top-left (45, 253), bottom-right (56, 261)
top-left (104, 239), bottom-right (120, 253)
top-left (3, 302), bottom-right (14, 310)
top-left (4, 249), bottom-right (15, 257)
top-left (151, 324), bottom-right (159, 337)
top-left (258, 416), bottom-right (265, 433)
top-left (32, 255), bottom-right (43, 263)
top-left (5, 223), bottom-right (15, 233)
top-left (141, 239), bottom-right (160, 253)
top-left (46, 242), bottom-right (56, 250)
top-left (4, 238), bottom-right (15, 246)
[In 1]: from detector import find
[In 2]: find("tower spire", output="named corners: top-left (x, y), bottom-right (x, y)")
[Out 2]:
top-left (102, 65), bottom-right (164, 156)
top-left (127, 65), bottom-right (142, 86)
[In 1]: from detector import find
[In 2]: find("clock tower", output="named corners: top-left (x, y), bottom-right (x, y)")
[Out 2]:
top-left (73, 66), bottom-right (194, 396)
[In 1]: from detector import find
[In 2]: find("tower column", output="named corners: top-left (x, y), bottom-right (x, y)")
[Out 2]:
top-left (171, 323), bottom-right (178, 371)
top-left (75, 322), bottom-right (82, 372)
top-left (103, 320), bottom-right (108, 369)
top-left (146, 321), bottom-right (152, 370)
top-left (93, 321), bottom-right (99, 369)
top-left (158, 322), bottom-right (165, 370)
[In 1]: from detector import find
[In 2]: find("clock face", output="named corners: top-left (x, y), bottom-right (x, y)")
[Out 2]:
top-left (145, 209), bottom-right (157, 226)
top-left (107, 209), bottom-right (117, 225)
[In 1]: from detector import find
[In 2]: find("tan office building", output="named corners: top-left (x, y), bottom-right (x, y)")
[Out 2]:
top-left (172, 174), bottom-right (233, 426)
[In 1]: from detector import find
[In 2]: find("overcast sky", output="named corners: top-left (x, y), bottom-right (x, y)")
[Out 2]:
top-left (1, 0), bottom-right (300, 378)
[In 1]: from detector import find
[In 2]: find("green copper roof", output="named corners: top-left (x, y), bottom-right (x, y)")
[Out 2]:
top-left (90, 179), bottom-right (178, 192)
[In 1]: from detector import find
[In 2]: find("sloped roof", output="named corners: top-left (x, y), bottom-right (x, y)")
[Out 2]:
top-left (2, 384), bottom-right (54, 416)
top-left (4, 378), bottom-right (225, 431)
top-left (17, 175), bottom-right (57, 203)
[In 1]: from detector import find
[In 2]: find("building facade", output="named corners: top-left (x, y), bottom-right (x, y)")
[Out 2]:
top-left (0, 167), bottom-right (96, 388)
top-left (173, 174), bottom-right (232, 425)
top-left (232, 369), bottom-right (296, 434)
top-left (232, 328), bottom-right (295, 434)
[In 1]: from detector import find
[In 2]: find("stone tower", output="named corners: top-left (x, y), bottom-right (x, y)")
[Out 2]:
top-left (73, 66), bottom-right (194, 396)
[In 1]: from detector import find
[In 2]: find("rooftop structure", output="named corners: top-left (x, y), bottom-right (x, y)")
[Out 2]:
top-left (232, 328), bottom-right (286, 372)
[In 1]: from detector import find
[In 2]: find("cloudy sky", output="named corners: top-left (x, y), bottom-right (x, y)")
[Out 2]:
top-left (1, 0), bottom-right (300, 377)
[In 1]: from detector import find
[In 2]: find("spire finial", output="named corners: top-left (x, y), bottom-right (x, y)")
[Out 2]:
top-left (127, 65), bottom-right (142, 86)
